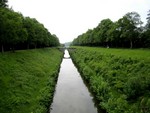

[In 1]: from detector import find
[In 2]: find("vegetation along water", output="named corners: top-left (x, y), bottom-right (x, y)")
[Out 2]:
top-left (0, 48), bottom-right (63, 113)
top-left (69, 47), bottom-right (150, 113)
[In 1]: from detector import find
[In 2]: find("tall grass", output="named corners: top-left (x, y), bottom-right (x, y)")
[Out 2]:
top-left (0, 48), bottom-right (63, 113)
top-left (69, 47), bottom-right (150, 113)
top-left (73, 46), bottom-right (150, 60)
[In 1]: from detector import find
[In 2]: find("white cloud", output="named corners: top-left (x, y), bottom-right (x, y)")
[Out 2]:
top-left (8, 0), bottom-right (150, 43)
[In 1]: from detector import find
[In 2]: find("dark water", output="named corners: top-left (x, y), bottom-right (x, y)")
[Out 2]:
top-left (49, 50), bottom-right (98, 113)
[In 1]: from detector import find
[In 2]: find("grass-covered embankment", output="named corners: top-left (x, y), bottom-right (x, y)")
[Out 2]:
top-left (69, 47), bottom-right (150, 113)
top-left (0, 48), bottom-right (63, 113)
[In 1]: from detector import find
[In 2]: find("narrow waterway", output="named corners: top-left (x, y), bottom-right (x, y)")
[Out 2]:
top-left (50, 50), bottom-right (98, 113)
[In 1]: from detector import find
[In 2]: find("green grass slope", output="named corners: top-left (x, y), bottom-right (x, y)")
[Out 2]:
top-left (69, 47), bottom-right (150, 113)
top-left (0, 48), bottom-right (63, 113)
top-left (73, 46), bottom-right (150, 60)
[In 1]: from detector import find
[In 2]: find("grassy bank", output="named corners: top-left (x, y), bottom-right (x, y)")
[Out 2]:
top-left (0, 48), bottom-right (63, 113)
top-left (69, 47), bottom-right (150, 113)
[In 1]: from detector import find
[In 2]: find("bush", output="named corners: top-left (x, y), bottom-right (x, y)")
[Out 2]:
top-left (69, 47), bottom-right (150, 113)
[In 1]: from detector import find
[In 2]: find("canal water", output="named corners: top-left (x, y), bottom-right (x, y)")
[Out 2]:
top-left (49, 50), bottom-right (98, 113)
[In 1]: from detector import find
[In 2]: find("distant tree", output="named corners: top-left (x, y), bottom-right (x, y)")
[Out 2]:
top-left (118, 12), bottom-right (142, 48)
top-left (6, 11), bottom-right (27, 52)
top-left (91, 27), bottom-right (101, 46)
top-left (72, 11), bottom-right (149, 48)
top-left (0, 8), bottom-right (6, 52)
top-left (96, 19), bottom-right (113, 47)
top-left (0, 8), bottom-right (27, 52)
top-left (23, 17), bottom-right (60, 49)
top-left (51, 34), bottom-right (60, 46)
top-left (107, 22), bottom-right (121, 47)
top-left (146, 10), bottom-right (150, 29)
top-left (23, 17), bottom-right (37, 49)
top-left (0, 0), bottom-right (8, 8)
top-left (143, 10), bottom-right (150, 47)
top-left (23, 17), bottom-right (32, 48)
top-left (34, 22), bottom-right (45, 48)
top-left (86, 29), bottom-right (93, 45)
top-left (0, 4), bottom-right (60, 52)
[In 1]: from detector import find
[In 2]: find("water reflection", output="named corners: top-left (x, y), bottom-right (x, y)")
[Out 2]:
top-left (63, 49), bottom-right (70, 58)
top-left (50, 50), bottom-right (98, 113)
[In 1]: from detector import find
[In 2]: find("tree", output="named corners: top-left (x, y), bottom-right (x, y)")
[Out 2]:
top-left (0, 0), bottom-right (8, 8)
top-left (96, 19), bottom-right (113, 47)
top-left (0, 5), bottom-right (60, 52)
top-left (23, 17), bottom-right (38, 49)
top-left (72, 11), bottom-right (148, 48)
top-left (118, 12), bottom-right (142, 48)
top-left (50, 34), bottom-right (60, 46)
top-left (0, 8), bottom-right (7, 52)
top-left (146, 10), bottom-right (150, 29)
top-left (23, 17), bottom-right (34, 49)
top-left (107, 22), bottom-right (121, 47)
top-left (7, 11), bottom-right (27, 52)
top-left (143, 10), bottom-right (150, 47)
top-left (91, 27), bottom-right (101, 46)
top-left (0, 8), bottom-right (27, 52)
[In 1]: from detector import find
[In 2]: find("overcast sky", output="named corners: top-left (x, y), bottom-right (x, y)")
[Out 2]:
top-left (8, 0), bottom-right (150, 43)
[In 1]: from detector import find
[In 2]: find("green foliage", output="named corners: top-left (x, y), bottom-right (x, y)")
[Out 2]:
top-left (69, 47), bottom-right (150, 113)
top-left (0, 8), bottom-right (27, 50)
top-left (72, 11), bottom-right (150, 48)
top-left (140, 96), bottom-right (150, 113)
top-left (146, 10), bottom-right (150, 29)
top-left (0, 0), bottom-right (8, 8)
top-left (0, 7), bottom-right (60, 52)
top-left (0, 48), bottom-right (63, 113)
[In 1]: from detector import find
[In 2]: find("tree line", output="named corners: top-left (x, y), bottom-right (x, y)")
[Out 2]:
top-left (72, 11), bottom-right (150, 48)
top-left (0, 1), bottom-right (60, 52)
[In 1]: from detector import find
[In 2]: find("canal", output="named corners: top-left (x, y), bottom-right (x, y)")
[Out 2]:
top-left (50, 50), bottom-right (99, 113)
